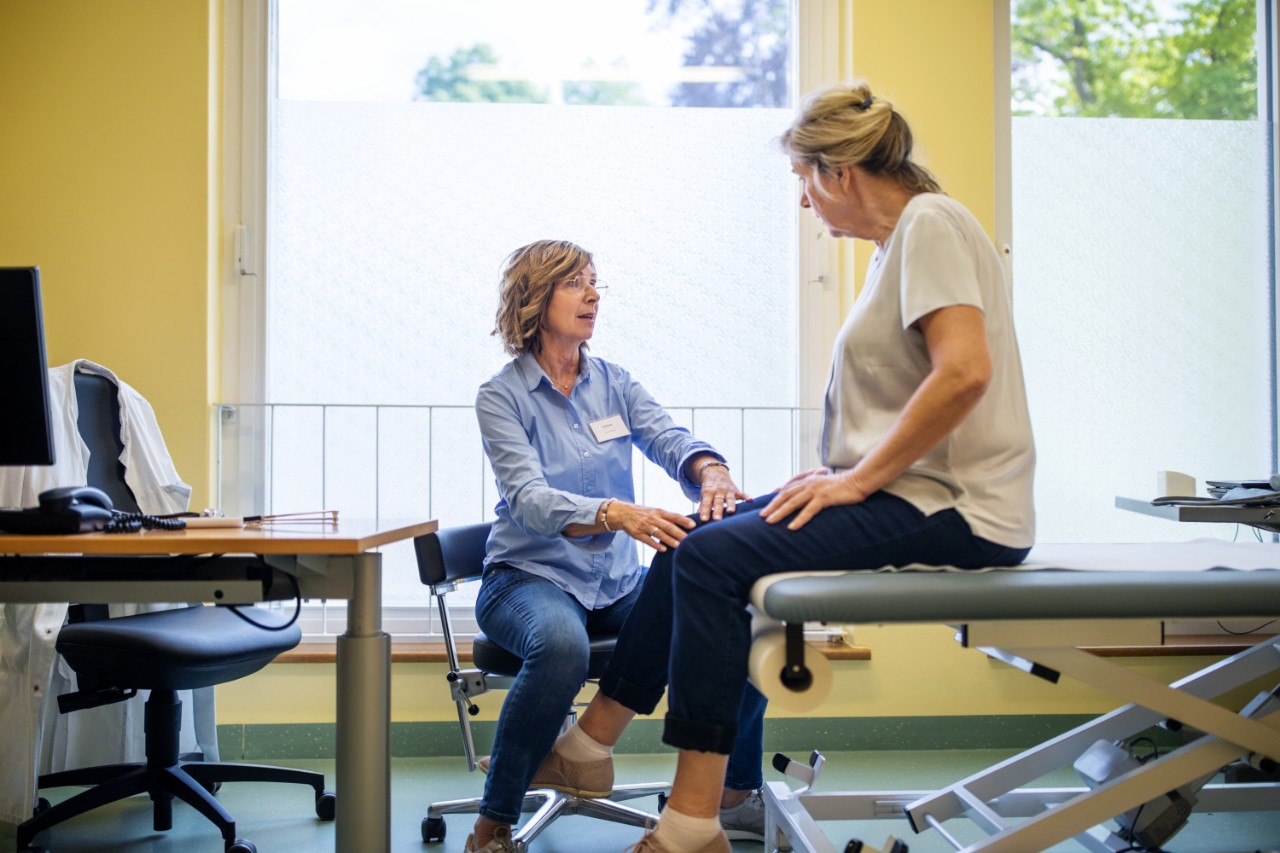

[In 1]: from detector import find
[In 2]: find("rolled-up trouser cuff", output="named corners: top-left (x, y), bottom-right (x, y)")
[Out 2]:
top-left (599, 667), bottom-right (665, 716)
top-left (662, 712), bottom-right (738, 755)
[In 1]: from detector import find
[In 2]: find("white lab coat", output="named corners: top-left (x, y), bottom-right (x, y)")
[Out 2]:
top-left (0, 360), bottom-right (215, 826)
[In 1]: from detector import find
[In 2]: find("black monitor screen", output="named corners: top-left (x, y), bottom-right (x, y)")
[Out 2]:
top-left (0, 267), bottom-right (55, 466)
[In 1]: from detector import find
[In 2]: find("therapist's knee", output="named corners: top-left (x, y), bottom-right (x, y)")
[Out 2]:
top-left (522, 618), bottom-right (590, 681)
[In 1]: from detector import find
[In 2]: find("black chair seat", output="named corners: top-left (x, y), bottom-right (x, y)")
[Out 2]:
top-left (472, 631), bottom-right (617, 679)
top-left (57, 605), bottom-right (301, 692)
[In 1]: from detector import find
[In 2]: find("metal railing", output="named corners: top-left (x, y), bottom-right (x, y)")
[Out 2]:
top-left (215, 402), bottom-right (821, 640)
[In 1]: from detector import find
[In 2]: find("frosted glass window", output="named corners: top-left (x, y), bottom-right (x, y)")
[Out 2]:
top-left (268, 101), bottom-right (796, 409)
top-left (1012, 117), bottom-right (1273, 543)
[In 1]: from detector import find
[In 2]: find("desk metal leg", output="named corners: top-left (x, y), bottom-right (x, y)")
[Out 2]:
top-left (336, 553), bottom-right (390, 853)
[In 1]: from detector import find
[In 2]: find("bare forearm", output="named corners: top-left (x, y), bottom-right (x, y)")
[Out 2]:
top-left (844, 367), bottom-right (988, 495)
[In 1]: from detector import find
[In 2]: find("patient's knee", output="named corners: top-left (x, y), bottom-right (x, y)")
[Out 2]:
top-left (674, 534), bottom-right (751, 601)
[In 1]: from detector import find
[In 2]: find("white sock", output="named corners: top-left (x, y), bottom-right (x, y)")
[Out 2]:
top-left (652, 806), bottom-right (722, 850)
top-left (553, 724), bottom-right (612, 763)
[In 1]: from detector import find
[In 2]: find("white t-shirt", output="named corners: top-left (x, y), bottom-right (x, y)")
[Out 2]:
top-left (819, 193), bottom-right (1036, 548)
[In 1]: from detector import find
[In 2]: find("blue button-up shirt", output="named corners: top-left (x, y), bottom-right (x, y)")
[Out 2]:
top-left (476, 351), bottom-right (720, 609)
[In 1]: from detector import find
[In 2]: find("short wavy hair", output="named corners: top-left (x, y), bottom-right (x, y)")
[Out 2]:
top-left (780, 80), bottom-right (941, 195)
top-left (492, 240), bottom-right (594, 357)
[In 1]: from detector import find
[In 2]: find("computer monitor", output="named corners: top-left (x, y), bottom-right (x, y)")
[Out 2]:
top-left (0, 267), bottom-right (55, 466)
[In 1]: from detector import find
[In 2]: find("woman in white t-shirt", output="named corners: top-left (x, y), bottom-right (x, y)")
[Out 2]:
top-left (534, 80), bottom-right (1037, 853)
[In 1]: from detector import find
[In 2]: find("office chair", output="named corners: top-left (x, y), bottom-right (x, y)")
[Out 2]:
top-left (415, 522), bottom-right (669, 851)
top-left (15, 371), bottom-right (334, 853)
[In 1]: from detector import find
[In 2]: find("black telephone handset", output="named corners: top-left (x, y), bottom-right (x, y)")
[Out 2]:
top-left (37, 485), bottom-right (115, 532)
top-left (0, 486), bottom-right (115, 534)
top-left (39, 485), bottom-right (114, 514)
top-left (0, 486), bottom-right (188, 535)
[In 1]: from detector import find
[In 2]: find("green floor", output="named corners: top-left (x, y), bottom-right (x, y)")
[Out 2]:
top-left (3, 750), bottom-right (1278, 852)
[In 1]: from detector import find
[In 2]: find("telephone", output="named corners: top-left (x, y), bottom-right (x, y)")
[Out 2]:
top-left (0, 485), bottom-right (115, 534)
top-left (39, 485), bottom-right (114, 514)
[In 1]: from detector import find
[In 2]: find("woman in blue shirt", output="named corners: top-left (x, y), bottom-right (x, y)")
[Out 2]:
top-left (467, 240), bottom-right (768, 853)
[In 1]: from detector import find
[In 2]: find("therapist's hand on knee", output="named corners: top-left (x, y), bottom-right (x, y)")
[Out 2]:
top-left (611, 502), bottom-right (696, 552)
top-left (696, 466), bottom-right (749, 522)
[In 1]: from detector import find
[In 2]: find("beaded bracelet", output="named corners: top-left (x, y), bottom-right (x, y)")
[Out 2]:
top-left (599, 497), bottom-right (617, 532)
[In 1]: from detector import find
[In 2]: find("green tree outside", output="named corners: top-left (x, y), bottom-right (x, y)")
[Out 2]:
top-left (414, 43), bottom-right (647, 106)
top-left (1162, 0), bottom-right (1258, 119)
top-left (1012, 0), bottom-right (1257, 119)
top-left (413, 44), bottom-right (546, 104)
top-left (562, 75), bottom-right (647, 106)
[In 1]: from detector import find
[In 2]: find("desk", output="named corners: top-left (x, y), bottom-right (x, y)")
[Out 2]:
top-left (0, 517), bottom-right (436, 853)
top-left (1116, 495), bottom-right (1280, 532)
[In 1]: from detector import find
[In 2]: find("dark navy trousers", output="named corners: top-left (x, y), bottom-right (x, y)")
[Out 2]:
top-left (600, 491), bottom-right (1028, 754)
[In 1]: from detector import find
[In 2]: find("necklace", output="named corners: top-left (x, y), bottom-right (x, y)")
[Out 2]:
top-left (535, 353), bottom-right (579, 395)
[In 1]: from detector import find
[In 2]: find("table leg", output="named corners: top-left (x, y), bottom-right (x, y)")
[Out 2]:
top-left (336, 553), bottom-right (390, 852)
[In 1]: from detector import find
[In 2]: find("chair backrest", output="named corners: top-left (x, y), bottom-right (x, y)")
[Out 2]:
top-left (414, 522), bottom-right (492, 588)
top-left (73, 370), bottom-right (140, 512)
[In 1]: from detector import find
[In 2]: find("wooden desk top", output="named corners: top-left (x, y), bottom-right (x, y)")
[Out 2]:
top-left (0, 518), bottom-right (437, 557)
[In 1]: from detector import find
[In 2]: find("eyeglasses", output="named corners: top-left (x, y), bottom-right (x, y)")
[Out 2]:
top-left (558, 277), bottom-right (607, 297)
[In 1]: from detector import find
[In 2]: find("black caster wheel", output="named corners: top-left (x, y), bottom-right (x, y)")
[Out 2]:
top-left (315, 790), bottom-right (336, 821)
top-left (658, 792), bottom-right (668, 812)
top-left (422, 815), bottom-right (446, 843)
top-left (201, 779), bottom-right (223, 795)
top-left (33, 797), bottom-right (51, 815)
top-left (227, 840), bottom-right (257, 853)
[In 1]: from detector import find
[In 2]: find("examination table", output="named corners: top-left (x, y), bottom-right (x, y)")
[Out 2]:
top-left (750, 539), bottom-right (1280, 853)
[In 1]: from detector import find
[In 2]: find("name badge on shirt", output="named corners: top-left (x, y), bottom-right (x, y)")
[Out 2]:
top-left (588, 414), bottom-right (630, 443)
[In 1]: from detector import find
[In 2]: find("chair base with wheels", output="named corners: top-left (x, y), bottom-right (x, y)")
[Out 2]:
top-left (15, 605), bottom-right (336, 853)
top-left (415, 524), bottom-right (669, 851)
top-left (422, 781), bottom-right (670, 850)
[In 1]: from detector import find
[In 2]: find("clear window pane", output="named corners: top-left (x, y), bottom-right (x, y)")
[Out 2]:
top-left (278, 0), bottom-right (792, 108)
top-left (1012, 0), bottom-right (1258, 119)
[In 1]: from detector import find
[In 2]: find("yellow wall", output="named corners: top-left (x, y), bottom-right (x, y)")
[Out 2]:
top-left (0, 1), bottom-right (1237, 728)
top-left (852, 0), bottom-right (997, 231)
top-left (215, 626), bottom-right (1226, 726)
top-left (0, 0), bottom-right (218, 507)
top-left (841, 0), bottom-right (999, 306)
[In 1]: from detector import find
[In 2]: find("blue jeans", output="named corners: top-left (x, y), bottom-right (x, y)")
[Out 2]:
top-left (600, 492), bottom-right (1029, 755)
top-left (474, 564), bottom-right (766, 825)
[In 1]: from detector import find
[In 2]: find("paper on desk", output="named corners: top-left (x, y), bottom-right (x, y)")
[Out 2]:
top-left (182, 516), bottom-right (246, 528)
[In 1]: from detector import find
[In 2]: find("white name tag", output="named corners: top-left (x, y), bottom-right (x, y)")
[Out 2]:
top-left (588, 414), bottom-right (630, 443)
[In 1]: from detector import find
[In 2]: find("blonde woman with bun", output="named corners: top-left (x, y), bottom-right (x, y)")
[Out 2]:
top-left (539, 82), bottom-right (1037, 853)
